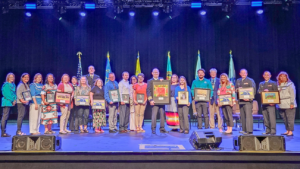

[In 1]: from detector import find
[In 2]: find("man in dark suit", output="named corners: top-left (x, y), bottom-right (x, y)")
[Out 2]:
top-left (257, 71), bottom-right (278, 135)
top-left (146, 68), bottom-right (168, 134)
top-left (209, 68), bottom-right (223, 132)
top-left (85, 65), bottom-right (100, 87)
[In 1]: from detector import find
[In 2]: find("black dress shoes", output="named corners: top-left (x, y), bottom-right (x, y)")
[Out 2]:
top-left (262, 132), bottom-right (270, 135)
top-left (160, 130), bottom-right (169, 133)
top-left (1, 133), bottom-right (11, 137)
top-left (109, 130), bottom-right (117, 133)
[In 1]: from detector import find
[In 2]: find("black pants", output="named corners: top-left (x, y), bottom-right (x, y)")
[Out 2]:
top-left (195, 102), bottom-right (209, 129)
top-left (69, 106), bottom-right (77, 131)
top-left (178, 105), bottom-right (190, 131)
top-left (77, 106), bottom-right (89, 126)
top-left (151, 105), bottom-right (166, 131)
top-left (17, 103), bottom-right (28, 133)
top-left (119, 104), bottom-right (130, 131)
top-left (279, 108), bottom-right (295, 131)
top-left (1, 107), bottom-right (11, 134)
top-left (262, 105), bottom-right (276, 134)
top-left (239, 102), bottom-right (253, 133)
top-left (221, 105), bottom-right (233, 127)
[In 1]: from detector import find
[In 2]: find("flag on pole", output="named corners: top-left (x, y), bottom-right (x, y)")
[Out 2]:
top-left (228, 50), bottom-right (236, 84)
top-left (166, 51), bottom-right (172, 80)
top-left (76, 51), bottom-right (82, 80)
top-left (105, 52), bottom-right (112, 84)
top-left (135, 52), bottom-right (141, 76)
top-left (195, 50), bottom-right (202, 80)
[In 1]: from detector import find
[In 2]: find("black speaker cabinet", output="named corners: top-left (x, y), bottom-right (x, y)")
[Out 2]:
top-left (189, 130), bottom-right (222, 150)
top-left (12, 135), bottom-right (62, 151)
top-left (233, 135), bottom-right (286, 151)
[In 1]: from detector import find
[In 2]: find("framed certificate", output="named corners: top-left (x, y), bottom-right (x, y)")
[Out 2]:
top-left (109, 89), bottom-right (120, 103)
top-left (122, 94), bottom-right (130, 104)
top-left (55, 92), bottom-right (71, 104)
top-left (75, 95), bottom-right (90, 106)
top-left (261, 91), bottom-right (280, 104)
top-left (152, 80), bottom-right (171, 105)
top-left (22, 91), bottom-right (32, 101)
top-left (92, 100), bottom-right (106, 109)
top-left (194, 88), bottom-right (210, 102)
top-left (218, 94), bottom-right (233, 106)
top-left (46, 91), bottom-right (55, 103)
top-left (137, 94), bottom-right (144, 104)
top-left (239, 87), bottom-right (254, 100)
top-left (178, 91), bottom-right (189, 105)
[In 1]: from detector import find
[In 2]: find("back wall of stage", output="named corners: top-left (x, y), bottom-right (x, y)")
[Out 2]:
top-left (0, 6), bottom-right (300, 119)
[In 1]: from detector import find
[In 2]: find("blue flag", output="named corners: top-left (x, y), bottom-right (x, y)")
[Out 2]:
top-left (195, 50), bottom-right (202, 80)
top-left (76, 51), bottom-right (82, 80)
top-left (105, 52), bottom-right (112, 84)
top-left (228, 50), bottom-right (236, 84)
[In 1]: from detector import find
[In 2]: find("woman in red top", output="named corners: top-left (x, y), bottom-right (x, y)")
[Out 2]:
top-left (133, 73), bottom-right (147, 132)
top-left (57, 74), bottom-right (74, 134)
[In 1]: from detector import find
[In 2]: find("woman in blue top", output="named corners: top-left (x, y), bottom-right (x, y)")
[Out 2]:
top-left (175, 76), bottom-right (192, 134)
top-left (29, 73), bottom-right (43, 135)
top-left (1, 73), bottom-right (17, 137)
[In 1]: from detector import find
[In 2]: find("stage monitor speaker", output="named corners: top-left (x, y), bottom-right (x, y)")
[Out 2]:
top-left (12, 135), bottom-right (61, 151)
top-left (233, 135), bottom-right (286, 151)
top-left (189, 130), bottom-right (222, 150)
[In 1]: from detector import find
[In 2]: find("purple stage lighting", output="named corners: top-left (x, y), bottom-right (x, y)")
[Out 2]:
top-left (80, 12), bottom-right (86, 17)
top-left (25, 12), bottom-right (31, 17)
top-left (256, 9), bottom-right (263, 14)
top-left (129, 11), bottom-right (135, 16)
top-left (153, 10), bottom-right (159, 16)
top-left (200, 10), bottom-right (206, 15)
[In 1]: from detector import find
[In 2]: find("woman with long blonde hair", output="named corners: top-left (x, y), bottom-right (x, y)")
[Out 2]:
top-left (174, 76), bottom-right (192, 134)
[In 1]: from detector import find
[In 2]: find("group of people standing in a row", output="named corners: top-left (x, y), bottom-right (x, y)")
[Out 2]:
top-left (0, 65), bottom-right (297, 137)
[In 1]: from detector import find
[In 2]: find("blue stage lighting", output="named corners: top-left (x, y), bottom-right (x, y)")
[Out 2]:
top-left (80, 12), bottom-right (86, 17)
top-left (25, 3), bottom-right (36, 9)
top-left (153, 10), bottom-right (159, 16)
top-left (25, 12), bottom-right (31, 17)
top-left (256, 9), bottom-right (264, 14)
top-left (200, 10), bottom-right (206, 15)
top-left (191, 3), bottom-right (202, 8)
top-left (85, 4), bottom-right (95, 9)
top-left (251, 1), bottom-right (263, 7)
top-left (129, 10), bottom-right (135, 16)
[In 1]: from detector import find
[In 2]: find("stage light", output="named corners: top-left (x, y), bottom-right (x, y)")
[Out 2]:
top-left (169, 15), bottom-right (172, 19)
top-left (200, 10), bottom-right (206, 15)
top-left (226, 15), bottom-right (230, 19)
top-left (59, 17), bottom-right (62, 20)
top-left (129, 8), bottom-right (135, 16)
top-left (282, 0), bottom-right (292, 11)
top-left (251, 1), bottom-right (263, 7)
top-left (25, 12), bottom-right (31, 17)
top-left (85, 3), bottom-right (95, 9)
top-left (191, 3), bottom-right (202, 8)
top-left (153, 8), bottom-right (159, 16)
top-left (80, 12), bottom-right (86, 17)
top-left (256, 9), bottom-right (264, 14)
top-left (25, 3), bottom-right (36, 9)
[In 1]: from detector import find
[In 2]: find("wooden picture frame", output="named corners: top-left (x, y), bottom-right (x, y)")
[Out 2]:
top-left (261, 91), bottom-right (280, 104)
top-left (92, 99), bottom-right (106, 109)
top-left (238, 87), bottom-right (254, 100)
top-left (46, 91), bottom-right (55, 103)
top-left (55, 92), bottom-right (71, 104)
top-left (178, 91), bottom-right (189, 105)
top-left (194, 88), bottom-right (211, 102)
top-left (137, 94), bottom-right (145, 104)
top-left (75, 95), bottom-right (90, 106)
top-left (109, 89), bottom-right (120, 103)
top-left (218, 94), bottom-right (233, 106)
top-left (152, 80), bottom-right (171, 105)
top-left (122, 94), bottom-right (130, 104)
top-left (22, 91), bottom-right (32, 101)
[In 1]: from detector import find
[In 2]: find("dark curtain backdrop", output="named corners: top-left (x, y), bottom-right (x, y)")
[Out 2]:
top-left (0, 6), bottom-right (300, 119)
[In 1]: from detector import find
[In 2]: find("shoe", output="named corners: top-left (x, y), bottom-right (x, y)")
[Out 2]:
top-left (109, 130), bottom-right (117, 133)
top-left (281, 133), bottom-right (288, 135)
top-left (197, 127), bottom-right (202, 130)
top-left (270, 133), bottom-right (276, 136)
top-left (59, 131), bottom-right (67, 135)
top-left (152, 130), bottom-right (156, 134)
top-left (65, 130), bottom-right (71, 133)
top-left (205, 127), bottom-right (209, 129)
top-left (245, 132), bottom-right (253, 135)
top-left (44, 131), bottom-right (52, 135)
top-left (262, 132), bottom-right (270, 135)
top-left (50, 130), bottom-right (56, 134)
top-left (184, 130), bottom-right (189, 134)
top-left (83, 129), bottom-right (89, 133)
top-left (74, 130), bottom-right (80, 134)
top-left (224, 131), bottom-right (233, 134)
top-left (287, 134), bottom-right (294, 136)
top-left (114, 129), bottom-right (119, 132)
top-left (119, 130), bottom-right (127, 133)
top-left (179, 130), bottom-right (184, 133)
top-left (160, 130), bottom-right (169, 133)
top-left (1, 133), bottom-right (11, 137)
top-left (239, 131), bottom-right (245, 134)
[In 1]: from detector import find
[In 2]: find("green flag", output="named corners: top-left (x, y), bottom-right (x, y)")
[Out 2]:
top-left (228, 50), bottom-right (236, 84)
top-left (195, 50), bottom-right (202, 80)
top-left (166, 51), bottom-right (172, 80)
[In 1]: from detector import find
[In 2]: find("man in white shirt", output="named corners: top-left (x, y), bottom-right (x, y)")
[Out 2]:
top-left (118, 72), bottom-right (131, 133)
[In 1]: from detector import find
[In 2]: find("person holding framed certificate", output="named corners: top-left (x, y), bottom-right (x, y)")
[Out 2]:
top-left (104, 72), bottom-right (119, 133)
top-left (90, 78), bottom-right (106, 133)
top-left (1, 73), bottom-right (17, 137)
top-left (174, 76), bottom-right (192, 134)
top-left (69, 76), bottom-right (78, 133)
top-left (217, 73), bottom-right (236, 134)
top-left (118, 71), bottom-right (131, 133)
top-left (29, 73), bottom-right (43, 135)
top-left (191, 69), bottom-right (213, 129)
top-left (74, 76), bottom-right (91, 134)
top-left (57, 74), bottom-right (74, 135)
top-left (41, 73), bottom-right (58, 135)
top-left (133, 73), bottom-right (147, 132)
top-left (129, 75), bottom-right (138, 131)
top-left (257, 71), bottom-right (278, 135)
top-left (16, 73), bottom-right (30, 136)
top-left (277, 71), bottom-right (297, 136)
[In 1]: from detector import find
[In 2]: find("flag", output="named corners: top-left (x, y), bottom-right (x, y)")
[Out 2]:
top-left (76, 51), bottom-right (82, 80)
top-left (228, 50), bottom-right (236, 84)
top-left (195, 50), bottom-right (202, 80)
top-left (166, 51), bottom-right (172, 80)
top-left (105, 52), bottom-right (112, 84)
top-left (135, 52), bottom-right (141, 76)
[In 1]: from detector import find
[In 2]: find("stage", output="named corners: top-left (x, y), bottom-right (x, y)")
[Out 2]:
top-left (0, 121), bottom-right (300, 168)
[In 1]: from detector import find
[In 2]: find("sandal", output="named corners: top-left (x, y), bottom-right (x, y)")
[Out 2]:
top-left (49, 130), bottom-right (56, 134)
top-left (1, 133), bottom-right (11, 137)
top-left (84, 129), bottom-right (89, 133)
top-left (44, 131), bottom-right (51, 135)
top-left (95, 129), bottom-right (101, 133)
top-left (80, 129), bottom-right (84, 133)
top-left (136, 127), bottom-right (141, 132)
top-left (16, 131), bottom-right (26, 136)
top-left (140, 128), bottom-right (145, 133)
